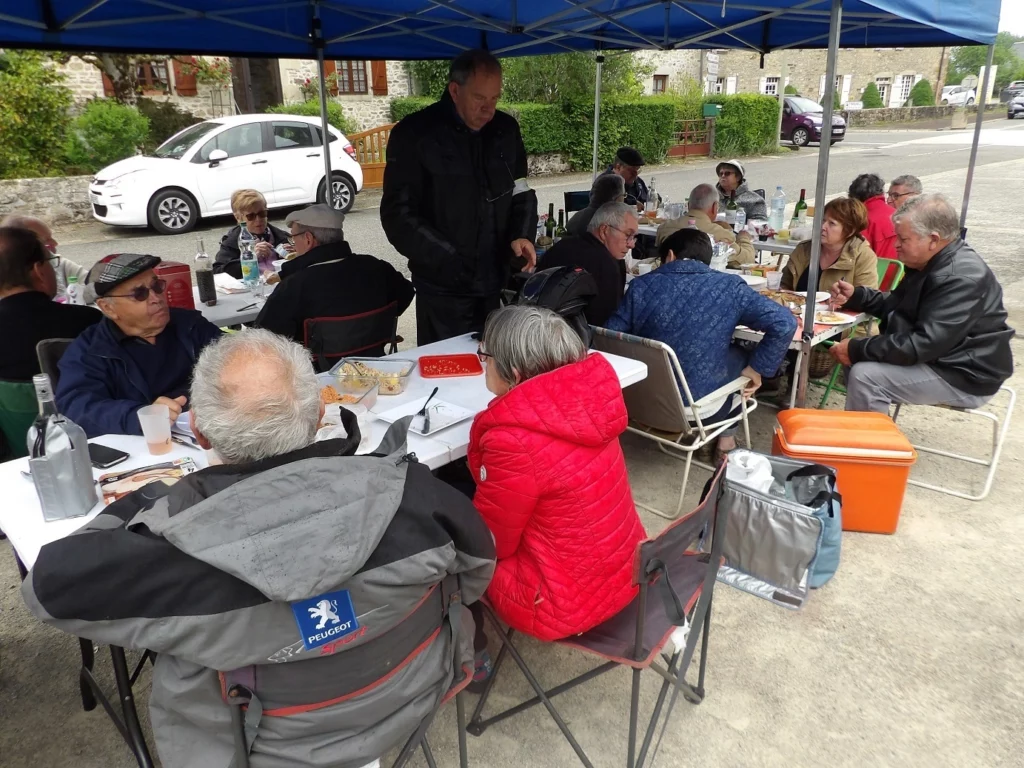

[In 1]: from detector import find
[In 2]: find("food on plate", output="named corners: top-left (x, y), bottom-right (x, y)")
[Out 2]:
top-left (815, 311), bottom-right (849, 324)
top-left (760, 289), bottom-right (805, 306)
top-left (336, 360), bottom-right (405, 394)
top-left (320, 384), bottom-right (362, 405)
top-left (640, 215), bottom-right (665, 224)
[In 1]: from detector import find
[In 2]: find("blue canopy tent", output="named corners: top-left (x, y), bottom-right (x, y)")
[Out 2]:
top-left (0, 0), bottom-right (1002, 406)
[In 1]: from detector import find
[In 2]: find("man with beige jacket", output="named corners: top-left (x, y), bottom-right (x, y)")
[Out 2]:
top-left (656, 183), bottom-right (755, 269)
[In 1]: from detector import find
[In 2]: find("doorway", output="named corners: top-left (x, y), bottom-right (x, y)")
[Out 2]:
top-left (231, 58), bottom-right (284, 113)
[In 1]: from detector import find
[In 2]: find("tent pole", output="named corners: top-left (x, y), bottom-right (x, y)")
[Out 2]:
top-left (775, 52), bottom-right (787, 149)
top-left (313, 2), bottom-right (334, 208)
top-left (795, 0), bottom-right (842, 409)
top-left (591, 54), bottom-right (604, 178)
top-left (960, 43), bottom-right (995, 234)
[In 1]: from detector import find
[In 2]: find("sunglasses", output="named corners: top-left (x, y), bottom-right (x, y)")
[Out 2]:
top-left (104, 278), bottom-right (167, 302)
top-left (477, 346), bottom-right (492, 363)
top-left (244, 210), bottom-right (269, 222)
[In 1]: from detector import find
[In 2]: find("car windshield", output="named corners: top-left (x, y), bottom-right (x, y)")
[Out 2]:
top-left (788, 97), bottom-right (823, 115)
top-left (152, 122), bottom-right (222, 159)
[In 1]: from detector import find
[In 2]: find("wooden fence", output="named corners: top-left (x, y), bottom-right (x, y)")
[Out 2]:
top-left (667, 118), bottom-right (715, 158)
top-left (349, 122), bottom-right (395, 189)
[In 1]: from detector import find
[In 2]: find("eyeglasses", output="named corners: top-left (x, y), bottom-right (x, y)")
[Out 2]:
top-left (104, 278), bottom-right (167, 302)
top-left (288, 231), bottom-right (310, 245)
top-left (887, 191), bottom-right (912, 203)
top-left (477, 346), bottom-right (492, 363)
top-left (244, 210), bottom-right (269, 222)
top-left (607, 225), bottom-right (638, 244)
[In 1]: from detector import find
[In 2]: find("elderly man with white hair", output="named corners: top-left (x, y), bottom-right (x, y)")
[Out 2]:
top-left (656, 183), bottom-right (755, 268)
top-left (24, 328), bottom-right (496, 768)
top-left (540, 201), bottom-right (636, 326)
top-left (830, 194), bottom-right (1014, 413)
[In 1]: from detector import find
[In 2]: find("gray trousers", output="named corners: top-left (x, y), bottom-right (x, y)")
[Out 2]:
top-left (845, 362), bottom-right (992, 413)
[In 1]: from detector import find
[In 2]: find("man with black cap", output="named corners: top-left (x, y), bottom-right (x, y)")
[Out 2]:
top-left (255, 204), bottom-right (414, 352)
top-left (601, 147), bottom-right (650, 210)
top-left (56, 254), bottom-right (222, 437)
top-left (715, 159), bottom-right (767, 221)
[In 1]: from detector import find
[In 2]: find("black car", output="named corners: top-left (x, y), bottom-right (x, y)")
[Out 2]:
top-left (1008, 94), bottom-right (1024, 119)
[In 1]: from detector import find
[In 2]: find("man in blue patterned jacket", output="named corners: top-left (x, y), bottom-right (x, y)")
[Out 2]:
top-left (607, 228), bottom-right (795, 453)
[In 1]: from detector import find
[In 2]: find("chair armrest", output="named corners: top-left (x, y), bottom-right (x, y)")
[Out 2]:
top-left (693, 376), bottom-right (750, 408)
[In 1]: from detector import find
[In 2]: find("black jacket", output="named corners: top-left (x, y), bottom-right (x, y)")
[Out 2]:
top-left (600, 167), bottom-right (648, 207)
top-left (0, 291), bottom-right (100, 381)
top-left (539, 234), bottom-right (625, 327)
top-left (213, 223), bottom-right (290, 279)
top-left (847, 239), bottom-right (1014, 396)
top-left (380, 92), bottom-right (538, 298)
top-left (254, 241), bottom-right (414, 350)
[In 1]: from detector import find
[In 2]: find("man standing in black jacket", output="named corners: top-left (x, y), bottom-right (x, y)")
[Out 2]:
top-left (829, 194), bottom-right (1014, 413)
top-left (381, 49), bottom-right (538, 345)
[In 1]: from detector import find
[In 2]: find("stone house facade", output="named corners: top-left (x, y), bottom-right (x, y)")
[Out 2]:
top-left (635, 50), bottom-right (703, 94)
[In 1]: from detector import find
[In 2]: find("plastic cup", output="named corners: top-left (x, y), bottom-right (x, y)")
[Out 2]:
top-left (766, 271), bottom-right (783, 290)
top-left (138, 404), bottom-right (172, 455)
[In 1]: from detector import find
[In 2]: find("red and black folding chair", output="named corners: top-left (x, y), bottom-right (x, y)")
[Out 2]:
top-left (303, 301), bottom-right (401, 373)
top-left (467, 464), bottom-right (728, 768)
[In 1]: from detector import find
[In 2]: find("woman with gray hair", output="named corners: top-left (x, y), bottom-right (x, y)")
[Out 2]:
top-left (467, 305), bottom-right (645, 650)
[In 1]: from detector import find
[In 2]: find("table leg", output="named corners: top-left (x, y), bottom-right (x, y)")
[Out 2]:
top-left (789, 348), bottom-right (803, 410)
top-left (110, 646), bottom-right (156, 768)
top-left (78, 638), bottom-right (97, 711)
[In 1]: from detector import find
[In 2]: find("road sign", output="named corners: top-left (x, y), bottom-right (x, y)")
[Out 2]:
top-left (961, 75), bottom-right (979, 90)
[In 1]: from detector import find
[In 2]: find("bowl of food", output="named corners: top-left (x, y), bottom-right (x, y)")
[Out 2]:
top-left (317, 373), bottom-right (378, 410)
top-left (329, 357), bottom-right (417, 396)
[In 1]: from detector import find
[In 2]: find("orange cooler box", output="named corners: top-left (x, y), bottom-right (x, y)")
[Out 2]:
top-left (772, 410), bottom-right (917, 534)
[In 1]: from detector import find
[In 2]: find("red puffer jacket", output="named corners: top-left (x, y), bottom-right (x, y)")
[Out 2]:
top-left (861, 195), bottom-right (897, 260)
top-left (467, 353), bottom-right (646, 641)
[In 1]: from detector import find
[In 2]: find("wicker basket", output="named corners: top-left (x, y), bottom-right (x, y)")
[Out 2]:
top-left (808, 346), bottom-right (836, 379)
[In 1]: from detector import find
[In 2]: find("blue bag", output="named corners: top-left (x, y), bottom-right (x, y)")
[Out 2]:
top-left (785, 464), bottom-right (843, 588)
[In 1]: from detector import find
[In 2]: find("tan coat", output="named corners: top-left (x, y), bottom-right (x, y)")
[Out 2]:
top-left (656, 208), bottom-right (756, 268)
top-left (781, 236), bottom-right (879, 293)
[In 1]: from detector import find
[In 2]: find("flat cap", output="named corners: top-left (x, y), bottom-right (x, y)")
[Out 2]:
top-left (285, 204), bottom-right (346, 230)
top-left (615, 147), bottom-right (645, 167)
top-left (86, 253), bottom-right (161, 296)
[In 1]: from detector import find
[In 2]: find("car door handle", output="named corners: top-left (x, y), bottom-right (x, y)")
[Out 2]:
top-left (306, 153), bottom-right (321, 158)
top-left (252, 160), bottom-right (268, 165)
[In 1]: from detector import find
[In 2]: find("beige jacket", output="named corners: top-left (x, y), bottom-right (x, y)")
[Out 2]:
top-left (781, 236), bottom-right (879, 293)
top-left (655, 209), bottom-right (756, 268)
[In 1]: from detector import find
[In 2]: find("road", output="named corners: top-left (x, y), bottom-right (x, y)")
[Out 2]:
top-left (51, 119), bottom-right (1024, 292)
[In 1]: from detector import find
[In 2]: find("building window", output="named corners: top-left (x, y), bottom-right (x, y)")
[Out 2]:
top-left (875, 76), bottom-right (892, 105)
top-left (137, 60), bottom-right (169, 92)
top-left (336, 60), bottom-right (368, 95)
top-left (652, 74), bottom-right (668, 94)
top-left (714, 77), bottom-right (725, 94)
top-left (898, 74), bottom-right (914, 105)
top-left (764, 76), bottom-right (780, 96)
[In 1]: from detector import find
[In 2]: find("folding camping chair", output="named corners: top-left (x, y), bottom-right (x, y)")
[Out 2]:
top-left (36, 337), bottom-right (75, 392)
top-left (303, 301), bottom-right (400, 373)
top-left (467, 465), bottom-right (728, 768)
top-left (591, 327), bottom-right (756, 519)
top-left (564, 191), bottom-right (591, 214)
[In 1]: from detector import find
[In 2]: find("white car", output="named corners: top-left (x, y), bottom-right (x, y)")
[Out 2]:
top-left (941, 86), bottom-right (976, 107)
top-left (88, 114), bottom-right (364, 234)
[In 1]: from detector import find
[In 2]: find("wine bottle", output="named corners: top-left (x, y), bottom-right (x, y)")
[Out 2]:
top-left (545, 202), bottom-right (555, 240)
top-left (794, 188), bottom-right (808, 222)
top-left (554, 209), bottom-right (567, 243)
top-left (725, 194), bottom-right (738, 226)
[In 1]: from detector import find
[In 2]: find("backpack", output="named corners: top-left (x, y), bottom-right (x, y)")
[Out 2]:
top-left (513, 266), bottom-right (599, 346)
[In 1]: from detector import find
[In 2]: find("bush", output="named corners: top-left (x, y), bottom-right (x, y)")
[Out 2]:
top-left (0, 51), bottom-right (73, 178)
top-left (702, 93), bottom-right (780, 157)
top-left (405, 61), bottom-right (449, 98)
top-left (784, 84), bottom-right (800, 95)
top-left (266, 100), bottom-right (357, 136)
top-left (390, 97), bottom-right (435, 122)
top-left (137, 98), bottom-right (200, 153)
top-left (861, 82), bottom-right (884, 109)
top-left (907, 79), bottom-right (935, 107)
top-left (63, 99), bottom-right (149, 173)
top-left (820, 90), bottom-right (842, 111)
top-left (508, 103), bottom-right (566, 155)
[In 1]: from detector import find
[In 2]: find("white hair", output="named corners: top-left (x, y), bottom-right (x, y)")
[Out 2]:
top-left (894, 193), bottom-right (960, 241)
top-left (688, 183), bottom-right (718, 212)
top-left (482, 305), bottom-right (586, 385)
top-left (190, 329), bottom-right (321, 464)
top-left (588, 202), bottom-right (636, 235)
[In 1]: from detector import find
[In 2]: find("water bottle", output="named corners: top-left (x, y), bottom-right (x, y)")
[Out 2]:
top-left (239, 239), bottom-right (259, 288)
top-left (770, 186), bottom-right (787, 232)
top-left (734, 207), bottom-right (746, 233)
top-left (27, 374), bottom-right (97, 521)
top-left (194, 237), bottom-right (217, 307)
top-left (65, 275), bottom-right (85, 305)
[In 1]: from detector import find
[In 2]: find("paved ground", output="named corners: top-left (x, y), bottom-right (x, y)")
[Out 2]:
top-left (2, 124), bottom-right (1023, 767)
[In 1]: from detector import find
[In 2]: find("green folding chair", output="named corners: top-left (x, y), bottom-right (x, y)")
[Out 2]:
top-left (0, 379), bottom-right (38, 461)
top-left (816, 257), bottom-right (905, 408)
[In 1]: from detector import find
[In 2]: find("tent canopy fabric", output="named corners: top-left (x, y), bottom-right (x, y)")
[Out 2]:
top-left (0, 0), bottom-right (1000, 61)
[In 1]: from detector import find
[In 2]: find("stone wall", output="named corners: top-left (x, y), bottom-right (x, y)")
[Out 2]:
top-left (0, 176), bottom-right (92, 225)
top-left (841, 102), bottom-right (1003, 126)
top-left (527, 153), bottom-right (572, 176)
top-left (635, 51), bottom-right (703, 94)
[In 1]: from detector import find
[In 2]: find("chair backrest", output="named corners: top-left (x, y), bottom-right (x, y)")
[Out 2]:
top-left (753, 188), bottom-right (766, 201)
top-left (591, 327), bottom-right (702, 436)
top-left (36, 338), bottom-right (74, 392)
top-left (302, 302), bottom-right (398, 373)
top-left (876, 257), bottom-right (905, 292)
top-left (0, 379), bottom-right (38, 461)
top-left (564, 190), bottom-right (591, 214)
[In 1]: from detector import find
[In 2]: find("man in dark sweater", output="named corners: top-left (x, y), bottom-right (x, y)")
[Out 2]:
top-left (540, 202), bottom-right (635, 327)
top-left (254, 205), bottom-right (414, 362)
top-left (0, 226), bottom-right (100, 381)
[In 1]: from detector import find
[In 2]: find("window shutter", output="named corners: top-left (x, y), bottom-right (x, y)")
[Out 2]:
top-left (173, 57), bottom-right (198, 97)
top-left (370, 60), bottom-right (388, 96)
top-left (101, 72), bottom-right (115, 97)
top-left (323, 60), bottom-right (338, 96)
top-left (758, 76), bottom-right (767, 94)
top-left (726, 76), bottom-right (737, 95)
top-left (841, 74), bottom-right (852, 104)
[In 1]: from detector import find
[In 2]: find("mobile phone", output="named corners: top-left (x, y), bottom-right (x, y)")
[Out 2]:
top-left (88, 443), bottom-right (130, 469)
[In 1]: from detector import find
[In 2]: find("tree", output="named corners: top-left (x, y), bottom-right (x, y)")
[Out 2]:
top-left (947, 32), bottom-right (1024, 91)
top-left (0, 51), bottom-right (73, 178)
top-left (861, 81), bottom-right (884, 109)
top-left (64, 99), bottom-right (150, 173)
top-left (784, 83), bottom-right (799, 95)
top-left (405, 60), bottom-right (449, 97)
top-left (59, 52), bottom-right (215, 104)
top-left (907, 79), bottom-right (935, 106)
top-left (820, 89), bottom-right (842, 111)
top-left (500, 52), bottom-right (651, 104)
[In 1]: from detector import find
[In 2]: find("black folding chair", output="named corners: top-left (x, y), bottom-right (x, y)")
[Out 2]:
top-left (303, 302), bottom-right (400, 373)
top-left (467, 464), bottom-right (728, 768)
top-left (36, 337), bottom-right (74, 391)
top-left (564, 190), bottom-right (591, 214)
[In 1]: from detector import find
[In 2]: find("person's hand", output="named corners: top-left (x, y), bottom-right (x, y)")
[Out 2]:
top-left (511, 238), bottom-right (537, 272)
top-left (154, 395), bottom-right (187, 423)
top-left (830, 280), bottom-right (854, 308)
top-left (281, 243), bottom-right (296, 255)
top-left (829, 338), bottom-right (853, 366)
top-left (253, 241), bottom-right (275, 259)
top-left (264, 272), bottom-right (281, 285)
top-left (737, 230), bottom-right (752, 243)
top-left (740, 366), bottom-right (762, 399)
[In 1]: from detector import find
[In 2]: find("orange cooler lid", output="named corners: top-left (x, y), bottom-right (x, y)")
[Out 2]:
top-left (776, 409), bottom-right (916, 461)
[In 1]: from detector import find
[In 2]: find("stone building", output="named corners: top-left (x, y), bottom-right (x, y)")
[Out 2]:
top-left (635, 50), bottom-right (703, 94)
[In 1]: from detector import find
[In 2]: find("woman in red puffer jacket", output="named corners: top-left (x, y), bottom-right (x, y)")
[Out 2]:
top-left (468, 305), bottom-right (646, 642)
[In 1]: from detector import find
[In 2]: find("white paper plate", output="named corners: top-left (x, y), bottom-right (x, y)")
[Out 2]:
top-left (814, 311), bottom-right (854, 325)
top-left (375, 396), bottom-right (475, 436)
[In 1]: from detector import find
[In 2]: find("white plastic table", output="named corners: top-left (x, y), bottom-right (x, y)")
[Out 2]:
top-left (192, 285), bottom-right (271, 326)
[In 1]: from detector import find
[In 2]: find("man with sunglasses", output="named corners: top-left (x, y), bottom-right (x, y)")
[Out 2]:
top-left (56, 253), bottom-right (222, 438)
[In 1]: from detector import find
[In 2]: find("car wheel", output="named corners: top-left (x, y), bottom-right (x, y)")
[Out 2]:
top-left (791, 127), bottom-right (810, 147)
top-left (966, 98), bottom-right (975, 106)
top-left (148, 189), bottom-right (198, 235)
top-left (941, 99), bottom-right (949, 105)
top-left (318, 174), bottom-right (356, 213)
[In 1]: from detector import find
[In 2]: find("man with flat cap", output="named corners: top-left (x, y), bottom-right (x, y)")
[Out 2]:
top-left (56, 253), bottom-right (222, 437)
top-left (601, 147), bottom-right (650, 211)
top-left (255, 204), bottom-right (414, 356)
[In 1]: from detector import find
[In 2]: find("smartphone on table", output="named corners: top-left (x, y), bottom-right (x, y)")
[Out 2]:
top-left (88, 443), bottom-right (130, 469)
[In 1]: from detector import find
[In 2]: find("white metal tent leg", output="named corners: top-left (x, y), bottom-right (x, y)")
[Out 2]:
top-left (960, 43), bottom-right (996, 234)
top-left (591, 54), bottom-right (604, 178)
top-left (314, 2), bottom-right (335, 208)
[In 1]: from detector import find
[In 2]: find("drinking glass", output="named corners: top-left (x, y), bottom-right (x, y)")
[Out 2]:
top-left (138, 404), bottom-right (172, 455)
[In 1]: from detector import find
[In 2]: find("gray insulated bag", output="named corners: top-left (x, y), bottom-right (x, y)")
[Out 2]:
top-left (708, 453), bottom-right (842, 609)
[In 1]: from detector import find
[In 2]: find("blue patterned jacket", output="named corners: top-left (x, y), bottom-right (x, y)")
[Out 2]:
top-left (605, 260), bottom-right (797, 401)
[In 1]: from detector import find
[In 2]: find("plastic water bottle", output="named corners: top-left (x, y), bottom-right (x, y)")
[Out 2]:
top-left (239, 240), bottom-right (259, 288)
top-left (734, 207), bottom-right (746, 233)
top-left (770, 186), bottom-right (787, 232)
top-left (65, 275), bottom-right (85, 305)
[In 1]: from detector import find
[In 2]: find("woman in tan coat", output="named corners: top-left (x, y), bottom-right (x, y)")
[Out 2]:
top-left (781, 197), bottom-right (879, 293)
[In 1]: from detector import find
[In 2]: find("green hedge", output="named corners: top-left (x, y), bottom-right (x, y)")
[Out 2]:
top-left (907, 79), bottom-right (935, 107)
top-left (861, 82), bottom-right (885, 109)
top-left (63, 99), bottom-right (150, 174)
top-left (703, 93), bottom-right (780, 157)
top-left (390, 97), bottom-right (434, 123)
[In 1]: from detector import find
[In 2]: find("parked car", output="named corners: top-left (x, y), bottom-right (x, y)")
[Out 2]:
top-left (88, 114), bottom-right (364, 235)
top-left (941, 86), bottom-right (976, 106)
top-left (781, 96), bottom-right (847, 147)
top-left (1008, 93), bottom-right (1024, 119)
